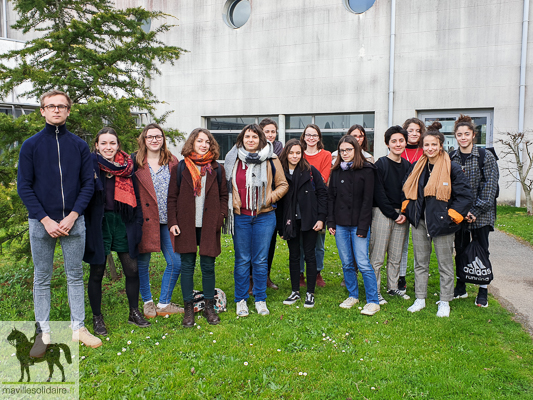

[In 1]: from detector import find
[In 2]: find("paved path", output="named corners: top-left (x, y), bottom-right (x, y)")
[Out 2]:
top-left (489, 229), bottom-right (533, 337)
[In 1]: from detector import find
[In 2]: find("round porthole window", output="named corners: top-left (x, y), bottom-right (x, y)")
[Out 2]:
top-left (223, 0), bottom-right (251, 29)
top-left (344, 0), bottom-right (376, 14)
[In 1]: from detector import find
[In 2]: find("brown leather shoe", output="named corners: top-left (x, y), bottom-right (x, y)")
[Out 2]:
top-left (203, 299), bottom-right (220, 325)
top-left (248, 276), bottom-right (253, 296)
top-left (182, 301), bottom-right (195, 328)
top-left (316, 272), bottom-right (326, 288)
top-left (299, 273), bottom-right (306, 287)
top-left (267, 277), bottom-right (279, 290)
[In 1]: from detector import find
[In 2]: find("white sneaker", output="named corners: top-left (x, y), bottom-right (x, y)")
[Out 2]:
top-left (407, 298), bottom-right (426, 313)
top-left (378, 293), bottom-right (388, 305)
top-left (436, 300), bottom-right (450, 317)
top-left (339, 297), bottom-right (359, 309)
top-left (255, 301), bottom-right (270, 316)
top-left (236, 299), bottom-right (249, 317)
top-left (360, 303), bottom-right (380, 316)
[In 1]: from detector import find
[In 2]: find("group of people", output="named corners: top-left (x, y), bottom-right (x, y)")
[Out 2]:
top-left (18, 90), bottom-right (498, 356)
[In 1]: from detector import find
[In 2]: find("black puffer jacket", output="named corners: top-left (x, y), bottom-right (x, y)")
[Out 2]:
top-left (403, 161), bottom-right (473, 238)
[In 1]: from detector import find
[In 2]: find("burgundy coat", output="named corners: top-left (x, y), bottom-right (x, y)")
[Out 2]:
top-left (168, 160), bottom-right (228, 258)
top-left (135, 155), bottom-right (179, 253)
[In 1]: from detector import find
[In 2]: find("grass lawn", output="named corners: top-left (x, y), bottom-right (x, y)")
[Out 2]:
top-left (496, 205), bottom-right (533, 246)
top-left (1, 230), bottom-right (532, 399)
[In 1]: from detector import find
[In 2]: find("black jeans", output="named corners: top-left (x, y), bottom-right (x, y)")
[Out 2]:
top-left (287, 221), bottom-right (318, 293)
top-left (454, 224), bottom-right (492, 282)
top-left (180, 228), bottom-right (216, 302)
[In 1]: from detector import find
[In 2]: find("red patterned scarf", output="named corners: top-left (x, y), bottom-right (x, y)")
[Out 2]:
top-left (184, 151), bottom-right (215, 197)
top-left (97, 150), bottom-right (137, 209)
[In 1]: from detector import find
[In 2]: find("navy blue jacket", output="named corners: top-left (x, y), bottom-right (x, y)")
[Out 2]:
top-left (403, 161), bottom-right (473, 238)
top-left (83, 153), bottom-right (143, 264)
top-left (17, 123), bottom-right (94, 221)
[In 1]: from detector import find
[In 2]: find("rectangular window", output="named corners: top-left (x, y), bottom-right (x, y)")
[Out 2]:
top-left (206, 113), bottom-right (375, 160)
top-left (417, 110), bottom-right (493, 152)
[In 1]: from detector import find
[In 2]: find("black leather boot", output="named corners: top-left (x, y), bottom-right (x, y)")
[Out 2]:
top-left (182, 301), bottom-right (195, 328)
top-left (128, 308), bottom-right (151, 328)
top-left (203, 299), bottom-right (220, 325)
top-left (93, 314), bottom-right (108, 336)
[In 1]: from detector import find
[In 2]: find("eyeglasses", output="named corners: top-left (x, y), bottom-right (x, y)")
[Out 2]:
top-left (339, 148), bottom-right (354, 154)
top-left (146, 135), bottom-right (164, 142)
top-left (43, 104), bottom-right (69, 111)
top-left (305, 134), bottom-right (319, 138)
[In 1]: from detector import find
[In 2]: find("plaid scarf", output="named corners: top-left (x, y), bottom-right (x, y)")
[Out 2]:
top-left (184, 151), bottom-right (215, 197)
top-left (97, 150), bottom-right (137, 219)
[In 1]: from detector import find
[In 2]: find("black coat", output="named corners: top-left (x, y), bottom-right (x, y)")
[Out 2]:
top-left (327, 163), bottom-right (375, 238)
top-left (403, 161), bottom-right (473, 238)
top-left (83, 154), bottom-right (143, 264)
top-left (277, 165), bottom-right (328, 237)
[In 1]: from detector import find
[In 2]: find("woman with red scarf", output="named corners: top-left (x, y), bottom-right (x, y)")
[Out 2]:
top-left (168, 128), bottom-right (228, 327)
top-left (84, 128), bottom-right (149, 336)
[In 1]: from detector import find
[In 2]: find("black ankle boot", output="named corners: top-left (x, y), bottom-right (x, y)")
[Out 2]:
top-left (93, 314), bottom-right (108, 336)
top-left (182, 301), bottom-right (195, 328)
top-left (128, 308), bottom-right (151, 328)
top-left (203, 299), bottom-right (220, 325)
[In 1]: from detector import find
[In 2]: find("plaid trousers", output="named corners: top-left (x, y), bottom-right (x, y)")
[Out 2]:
top-left (411, 217), bottom-right (455, 302)
top-left (369, 207), bottom-right (409, 292)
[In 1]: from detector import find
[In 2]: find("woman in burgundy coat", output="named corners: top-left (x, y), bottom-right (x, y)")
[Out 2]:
top-left (168, 128), bottom-right (228, 327)
top-left (134, 123), bottom-right (182, 320)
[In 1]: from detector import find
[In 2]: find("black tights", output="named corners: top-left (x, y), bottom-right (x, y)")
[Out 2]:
top-left (88, 252), bottom-right (140, 315)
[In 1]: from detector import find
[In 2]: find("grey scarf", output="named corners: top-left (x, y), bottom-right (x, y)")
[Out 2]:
top-left (223, 142), bottom-right (273, 234)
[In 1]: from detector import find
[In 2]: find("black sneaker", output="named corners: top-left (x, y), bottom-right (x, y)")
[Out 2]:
top-left (398, 276), bottom-right (406, 291)
top-left (283, 291), bottom-right (300, 305)
top-left (304, 292), bottom-right (315, 308)
top-left (454, 280), bottom-right (468, 299)
top-left (388, 289), bottom-right (407, 297)
top-left (475, 287), bottom-right (488, 307)
top-left (128, 308), bottom-right (151, 328)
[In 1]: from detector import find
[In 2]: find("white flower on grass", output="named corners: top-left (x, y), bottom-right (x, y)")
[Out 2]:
top-left (210, 332), bottom-right (213, 335)
top-left (106, 337), bottom-right (110, 341)
top-left (322, 333), bottom-right (326, 337)
top-left (117, 352), bottom-right (122, 356)
top-left (322, 338), bottom-right (326, 341)
top-left (127, 340), bottom-right (132, 345)
top-left (371, 387), bottom-right (376, 390)
top-left (11, 353), bottom-right (15, 357)
top-left (277, 349), bottom-right (281, 352)
top-left (360, 358), bottom-right (363, 361)
top-left (296, 306), bottom-right (299, 309)
top-left (165, 314), bottom-right (169, 318)
top-left (162, 336), bottom-right (166, 339)
top-left (197, 326), bottom-right (201, 329)
top-left (131, 330), bottom-right (134, 334)
top-left (299, 372), bottom-right (303, 376)
top-left (346, 333), bottom-right (349, 336)
top-left (198, 315), bottom-right (201, 320)
top-left (81, 356), bottom-right (85, 360)
top-left (303, 372), bottom-right (307, 376)
top-left (146, 336), bottom-right (150, 339)
top-left (332, 340), bottom-right (335, 343)
top-left (213, 340), bottom-right (216, 343)
top-left (155, 342), bottom-right (159, 346)
top-left (122, 347), bottom-right (126, 352)
top-left (342, 350), bottom-right (346, 353)
top-left (358, 307), bottom-right (362, 310)
top-left (250, 344), bottom-right (253, 346)
top-left (244, 362), bottom-right (248, 366)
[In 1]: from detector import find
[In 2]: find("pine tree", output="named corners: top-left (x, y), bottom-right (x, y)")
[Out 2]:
top-left (0, 0), bottom-right (186, 259)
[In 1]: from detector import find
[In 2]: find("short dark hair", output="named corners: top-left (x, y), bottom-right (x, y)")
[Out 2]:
top-left (331, 135), bottom-right (365, 171)
top-left (454, 114), bottom-right (476, 136)
top-left (300, 124), bottom-right (324, 150)
top-left (347, 124), bottom-right (369, 151)
top-left (421, 121), bottom-right (445, 146)
top-left (279, 139), bottom-right (310, 172)
top-left (384, 125), bottom-right (408, 145)
top-left (235, 124), bottom-right (268, 150)
top-left (94, 127), bottom-right (120, 152)
top-left (259, 118), bottom-right (278, 132)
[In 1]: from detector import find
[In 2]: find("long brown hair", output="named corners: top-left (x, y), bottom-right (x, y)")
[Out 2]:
top-left (135, 123), bottom-right (173, 167)
top-left (279, 139), bottom-right (310, 172)
top-left (347, 124), bottom-right (369, 152)
top-left (331, 135), bottom-right (365, 171)
top-left (93, 127), bottom-right (120, 152)
top-left (403, 117), bottom-right (427, 146)
top-left (300, 124), bottom-right (325, 151)
top-left (181, 128), bottom-right (220, 160)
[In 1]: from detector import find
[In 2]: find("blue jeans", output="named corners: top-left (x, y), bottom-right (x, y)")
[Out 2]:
top-left (300, 230), bottom-right (325, 273)
top-left (233, 211), bottom-right (276, 302)
top-left (335, 225), bottom-right (379, 304)
top-left (137, 224), bottom-right (181, 304)
top-left (29, 217), bottom-right (86, 332)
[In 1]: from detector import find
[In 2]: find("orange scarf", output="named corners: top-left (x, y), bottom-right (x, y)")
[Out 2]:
top-left (184, 151), bottom-right (215, 197)
top-left (402, 151), bottom-right (452, 202)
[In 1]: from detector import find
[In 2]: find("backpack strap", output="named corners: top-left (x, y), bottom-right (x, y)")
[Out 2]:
top-left (176, 160), bottom-right (186, 187)
top-left (478, 147), bottom-right (486, 181)
top-left (269, 159), bottom-right (276, 192)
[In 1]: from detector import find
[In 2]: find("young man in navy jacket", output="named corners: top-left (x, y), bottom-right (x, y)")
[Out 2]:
top-left (17, 90), bottom-right (101, 354)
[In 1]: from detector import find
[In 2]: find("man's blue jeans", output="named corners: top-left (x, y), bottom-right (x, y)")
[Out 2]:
top-left (29, 217), bottom-right (86, 332)
top-left (233, 211), bottom-right (276, 303)
top-left (335, 225), bottom-right (379, 304)
top-left (137, 224), bottom-right (181, 304)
